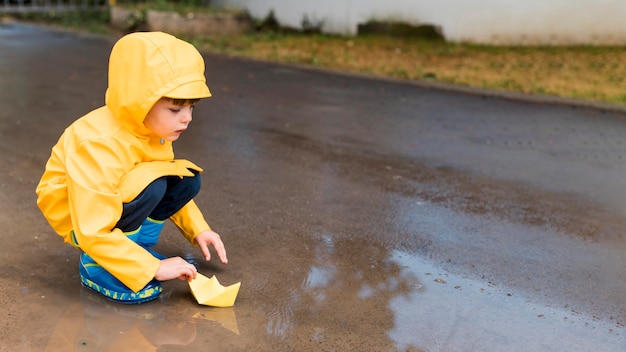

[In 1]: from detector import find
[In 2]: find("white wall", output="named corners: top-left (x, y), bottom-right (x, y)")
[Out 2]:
top-left (212, 0), bottom-right (626, 45)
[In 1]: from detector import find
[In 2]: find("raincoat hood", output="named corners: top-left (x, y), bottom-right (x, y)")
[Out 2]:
top-left (105, 31), bottom-right (211, 137)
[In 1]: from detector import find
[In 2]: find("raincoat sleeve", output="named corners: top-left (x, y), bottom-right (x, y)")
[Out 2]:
top-left (170, 199), bottom-right (211, 244)
top-left (65, 139), bottom-right (160, 293)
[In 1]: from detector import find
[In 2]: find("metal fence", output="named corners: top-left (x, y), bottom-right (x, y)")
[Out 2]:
top-left (0, 0), bottom-right (107, 13)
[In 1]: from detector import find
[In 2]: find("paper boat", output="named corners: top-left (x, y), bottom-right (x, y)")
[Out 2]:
top-left (188, 273), bottom-right (241, 307)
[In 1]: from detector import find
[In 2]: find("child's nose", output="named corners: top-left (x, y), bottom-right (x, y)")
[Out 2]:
top-left (181, 109), bottom-right (193, 123)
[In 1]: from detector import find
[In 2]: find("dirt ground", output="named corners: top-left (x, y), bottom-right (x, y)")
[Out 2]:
top-left (0, 22), bottom-right (624, 351)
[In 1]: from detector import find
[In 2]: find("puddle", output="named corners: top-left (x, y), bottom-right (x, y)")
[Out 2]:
top-left (44, 288), bottom-right (241, 351)
top-left (388, 250), bottom-right (624, 351)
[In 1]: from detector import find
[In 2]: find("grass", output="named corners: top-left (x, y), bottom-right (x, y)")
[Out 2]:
top-left (188, 33), bottom-right (626, 106)
top-left (5, 9), bottom-right (626, 106)
top-left (116, 0), bottom-right (246, 15)
top-left (6, 10), bottom-right (113, 35)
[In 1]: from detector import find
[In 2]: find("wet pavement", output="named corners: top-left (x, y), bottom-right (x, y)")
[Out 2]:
top-left (0, 22), bottom-right (624, 351)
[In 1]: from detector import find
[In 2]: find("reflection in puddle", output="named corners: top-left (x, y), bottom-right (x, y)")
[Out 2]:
top-left (264, 300), bottom-right (295, 338)
top-left (42, 232), bottom-right (622, 351)
top-left (192, 309), bottom-right (240, 335)
top-left (45, 288), bottom-right (239, 351)
top-left (303, 265), bottom-right (335, 290)
top-left (388, 250), bottom-right (624, 351)
top-left (302, 233), bottom-right (337, 293)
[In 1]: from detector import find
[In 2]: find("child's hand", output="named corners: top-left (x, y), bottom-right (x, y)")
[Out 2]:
top-left (194, 230), bottom-right (228, 264)
top-left (156, 257), bottom-right (198, 282)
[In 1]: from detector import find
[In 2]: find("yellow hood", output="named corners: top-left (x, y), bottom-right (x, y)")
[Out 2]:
top-left (105, 31), bottom-right (211, 137)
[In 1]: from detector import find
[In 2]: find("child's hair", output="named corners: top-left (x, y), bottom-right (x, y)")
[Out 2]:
top-left (166, 98), bottom-right (200, 106)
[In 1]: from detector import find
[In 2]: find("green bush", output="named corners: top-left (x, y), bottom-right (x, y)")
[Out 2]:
top-left (11, 9), bottom-right (111, 34)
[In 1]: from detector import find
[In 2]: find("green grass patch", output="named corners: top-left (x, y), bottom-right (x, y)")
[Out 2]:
top-left (114, 0), bottom-right (243, 15)
top-left (11, 10), bottom-right (112, 34)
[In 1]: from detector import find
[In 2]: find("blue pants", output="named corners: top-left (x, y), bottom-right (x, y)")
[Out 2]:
top-left (115, 170), bottom-right (201, 232)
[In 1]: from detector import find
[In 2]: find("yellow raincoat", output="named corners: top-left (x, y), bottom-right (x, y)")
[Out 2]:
top-left (36, 32), bottom-right (212, 292)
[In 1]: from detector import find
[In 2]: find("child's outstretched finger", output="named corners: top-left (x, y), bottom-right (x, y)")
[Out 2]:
top-left (199, 241), bottom-right (211, 262)
top-left (215, 243), bottom-right (228, 264)
top-left (195, 230), bottom-right (228, 264)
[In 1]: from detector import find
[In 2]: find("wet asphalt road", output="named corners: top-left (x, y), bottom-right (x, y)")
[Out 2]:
top-left (0, 22), bottom-right (624, 351)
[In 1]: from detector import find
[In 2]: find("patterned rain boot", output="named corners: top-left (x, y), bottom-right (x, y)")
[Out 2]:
top-left (78, 218), bottom-right (166, 304)
top-left (79, 252), bottom-right (163, 304)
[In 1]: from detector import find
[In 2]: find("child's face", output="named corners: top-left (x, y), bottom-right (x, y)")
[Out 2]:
top-left (144, 98), bottom-right (195, 142)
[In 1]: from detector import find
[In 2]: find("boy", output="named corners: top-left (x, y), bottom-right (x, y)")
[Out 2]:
top-left (36, 31), bottom-right (228, 304)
